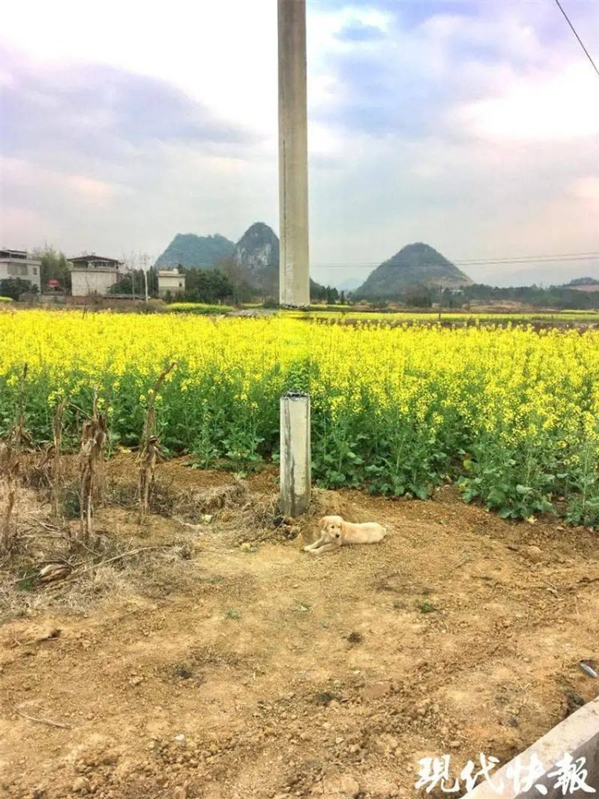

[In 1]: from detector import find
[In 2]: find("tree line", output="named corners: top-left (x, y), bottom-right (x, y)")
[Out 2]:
top-left (4, 247), bottom-right (598, 310)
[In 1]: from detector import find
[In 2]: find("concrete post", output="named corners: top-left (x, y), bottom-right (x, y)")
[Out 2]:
top-left (463, 696), bottom-right (599, 799)
top-left (278, 0), bottom-right (312, 516)
top-left (280, 393), bottom-right (311, 517)
top-left (278, 0), bottom-right (310, 309)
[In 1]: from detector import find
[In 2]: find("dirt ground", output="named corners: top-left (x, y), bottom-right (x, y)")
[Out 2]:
top-left (0, 457), bottom-right (598, 799)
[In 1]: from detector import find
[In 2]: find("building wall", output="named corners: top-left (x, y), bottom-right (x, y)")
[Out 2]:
top-left (71, 269), bottom-right (119, 297)
top-left (0, 259), bottom-right (42, 292)
top-left (158, 274), bottom-right (186, 298)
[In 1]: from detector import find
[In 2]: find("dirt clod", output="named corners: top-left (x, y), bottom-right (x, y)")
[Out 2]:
top-left (322, 773), bottom-right (361, 798)
top-left (523, 545), bottom-right (544, 563)
top-left (362, 682), bottom-right (393, 701)
top-left (346, 631), bottom-right (363, 645)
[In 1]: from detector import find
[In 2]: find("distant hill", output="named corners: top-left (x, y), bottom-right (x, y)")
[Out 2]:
top-left (566, 277), bottom-right (599, 286)
top-left (233, 222), bottom-right (279, 295)
top-left (334, 276), bottom-right (363, 293)
top-left (155, 233), bottom-right (235, 269)
top-left (356, 243), bottom-right (472, 299)
top-left (233, 222), bottom-right (325, 299)
top-left (562, 277), bottom-right (599, 293)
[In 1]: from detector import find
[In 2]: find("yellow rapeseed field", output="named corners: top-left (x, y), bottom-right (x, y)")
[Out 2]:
top-left (1, 309), bottom-right (598, 523)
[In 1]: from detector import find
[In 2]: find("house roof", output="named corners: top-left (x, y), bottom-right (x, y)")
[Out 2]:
top-left (0, 249), bottom-right (28, 259)
top-left (69, 255), bottom-right (121, 265)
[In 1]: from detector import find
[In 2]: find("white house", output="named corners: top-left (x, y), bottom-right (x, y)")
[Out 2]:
top-left (0, 249), bottom-right (42, 292)
top-left (69, 254), bottom-right (123, 296)
top-left (158, 270), bottom-right (186, 298)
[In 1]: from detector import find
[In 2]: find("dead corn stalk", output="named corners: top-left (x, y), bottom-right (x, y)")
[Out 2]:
top-left (79, 392), bottom-right (107, 542)
top-left (51, 401), bottom-right (66, 518)
top-left (0, 444), bottom-right (19, 553)
top-left (0, 364), bottom-right (32, 553)
top-left (37, 401), bottom-right (67, 517)
top-left (138, 363), bottom-right (177, 520)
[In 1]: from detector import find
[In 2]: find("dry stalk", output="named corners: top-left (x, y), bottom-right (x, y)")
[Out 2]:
top-left (0, 450), bottom-right (19, 552)
top-left (79, 392), bottom-right (107, 543)
top-left (13, 705), bottom-right (71, 729)
top-left (0, 364), bottom-right (31, 553)
top-left (50, 401), bottom-right (66, 519)
top-left (138, 363), bottom-right (177, 520)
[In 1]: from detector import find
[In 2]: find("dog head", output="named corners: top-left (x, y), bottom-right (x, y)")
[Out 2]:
top-left (319, 515), bottom-right (344, 543)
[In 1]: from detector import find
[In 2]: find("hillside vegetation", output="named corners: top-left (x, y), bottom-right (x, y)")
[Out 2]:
top-left (356, 243), bottom-right (472, 299)
top-left (155, 233), bottom-right (235, 268)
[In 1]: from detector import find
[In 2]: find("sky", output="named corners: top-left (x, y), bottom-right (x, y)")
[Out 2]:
top-left (1, 0), bottom-right (598, 288)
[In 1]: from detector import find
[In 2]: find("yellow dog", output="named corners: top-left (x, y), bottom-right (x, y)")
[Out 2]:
top-left (303, 515), bottom-right (387, 555)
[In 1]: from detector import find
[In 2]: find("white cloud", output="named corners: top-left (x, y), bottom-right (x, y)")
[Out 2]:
top-left (2, 0), bottom-right (278, 136)
top-left (457, 63), bottom-right (599, 141)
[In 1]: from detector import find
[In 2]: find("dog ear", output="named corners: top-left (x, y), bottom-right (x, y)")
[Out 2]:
top-left (319, 517), bottom-right (326, 527)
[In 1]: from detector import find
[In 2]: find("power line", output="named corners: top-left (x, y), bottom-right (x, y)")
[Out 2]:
top-left (553, 0), bottom-right (599, 78)
top-left (454, 251), bottom-right (599, 264)
top-left (310, 252), bottom-right (599, 269)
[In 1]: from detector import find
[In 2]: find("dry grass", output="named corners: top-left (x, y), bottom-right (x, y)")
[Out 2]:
top-left (2, 452), bottom-right (355, 624)
top-left (0, 496), bottom-right (203, 622)
top-left (0, 448), bottom-right (205, 622)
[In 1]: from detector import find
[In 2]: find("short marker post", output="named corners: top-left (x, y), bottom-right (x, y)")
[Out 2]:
top-left (280, 392), bottom-right (311, 517)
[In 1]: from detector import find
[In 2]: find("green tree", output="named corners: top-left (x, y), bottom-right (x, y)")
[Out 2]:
top-left (0, 278), bottom-right (39, 300)
top-left (32, 246), bottom-right (72, 293)
top-left (214, 257), bottom-right (253, 304)
top-left (404, 286), bottom-right (433, 308)
top-left (108, 267), bottom-right (159, 297)
top-left (324, 286), bottom-right (339, 304)
top-left (182, 268), bottom-right (234, 303)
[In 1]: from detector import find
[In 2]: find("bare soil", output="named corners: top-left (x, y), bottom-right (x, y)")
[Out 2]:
top-left (1, 457), bottom-right (598, 799)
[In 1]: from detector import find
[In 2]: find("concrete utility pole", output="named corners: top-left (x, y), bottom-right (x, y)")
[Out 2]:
top-left (278, 0), bottom-right (310, 309)
top-left (141, 252), bottom-right (149, 303)
top-left (278, 0), bottom-right (311, 517)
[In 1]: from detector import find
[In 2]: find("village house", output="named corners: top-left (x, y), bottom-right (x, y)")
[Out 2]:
top-left (0, 249), bottom-right (42, 292)
top-left (158, 269), bottom-right (186, 298)
top-left (69, 254), bottom-right (123, 296)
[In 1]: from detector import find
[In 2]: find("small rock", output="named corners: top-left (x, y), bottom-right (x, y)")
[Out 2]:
top-left (362, 681), bottom-right (392, 701)
top-left (448, 740), bottom-right (461, 749)
top-left (88, 774), bottom-right (106, 791)
top-left (523, 545), bottom-right (543, 564)
top-left (71, 777), bottom-right (88, 794)
top-left (130, 676), bottom-right (143, 686)
top-left (564, 690), bottom-right (586, 716)
top-left (322, 774), bottom-right (360, 798)
top-left (173, 788), bottom-right (187, 799)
